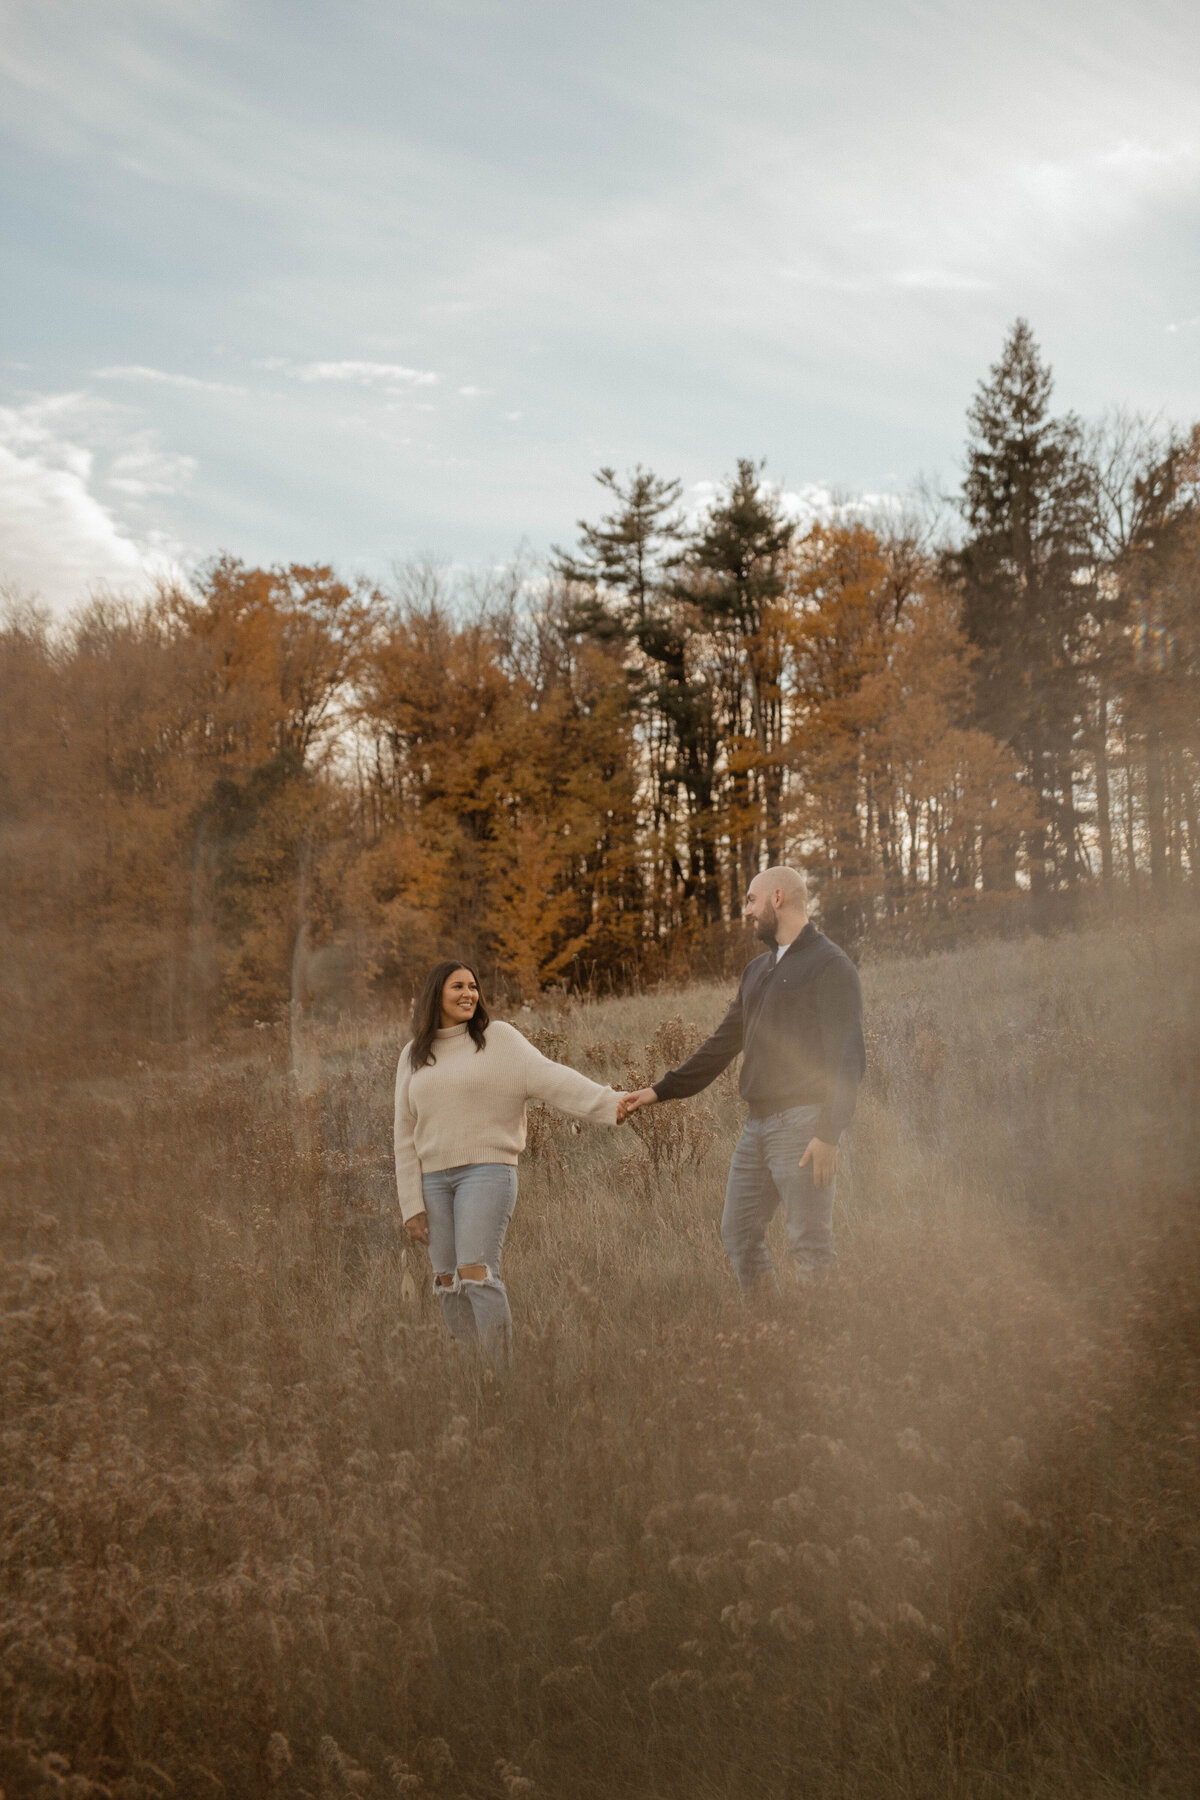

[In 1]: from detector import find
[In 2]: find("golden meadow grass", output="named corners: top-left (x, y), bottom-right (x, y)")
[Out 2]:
top-left (2, 919), bottom-right (1199, 1799)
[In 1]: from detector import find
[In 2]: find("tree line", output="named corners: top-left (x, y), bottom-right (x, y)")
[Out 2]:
top-left (2, 320), bottom-right (1197, 1045)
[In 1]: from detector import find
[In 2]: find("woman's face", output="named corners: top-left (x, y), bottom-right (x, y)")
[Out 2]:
top-left (439, 966), bottom-right (480, 1028)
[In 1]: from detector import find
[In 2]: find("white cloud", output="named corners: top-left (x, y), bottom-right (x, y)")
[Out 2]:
top-left (1097, 138), bottom-right (1194, 176)
top-left (684, 476), bottom-right (904, 533)
top-left (95, 363), bottom-right (246, 394)
top-left (889, 269), bottom-right (992, 293)
top-left (1014, 138), bottom-right (1200, 233)
top-left (0, 395), bottom-right (184, 613)
top-left (291, 360), bottom-right (439, 388)
top-left (107, 445), bottom-right (197, 497)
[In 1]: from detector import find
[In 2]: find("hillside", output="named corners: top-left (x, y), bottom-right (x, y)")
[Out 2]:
top-left (2, 919), bottom-right (1198, 1799)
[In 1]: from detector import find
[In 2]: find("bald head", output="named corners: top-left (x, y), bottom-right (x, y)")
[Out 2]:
top-left (745, 865), bottom-right (809, 948)
top-left (756, 866), bottom-right (808, 909)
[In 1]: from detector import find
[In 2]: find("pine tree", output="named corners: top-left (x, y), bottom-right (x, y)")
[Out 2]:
top-left (552, 466), bottom-right (685, 632)
top-left (1114, 427), bottom-right (1200, 890)
top-left (555, 466), bottom-right (719, 936)
top-left (955, 320), bottom-right (1095, 898)
top-left (687, 460), bottom-right (795, 900)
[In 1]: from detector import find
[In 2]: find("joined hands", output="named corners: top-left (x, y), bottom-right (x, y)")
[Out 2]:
top-left (616, 1087), bottom-right (659, 1124)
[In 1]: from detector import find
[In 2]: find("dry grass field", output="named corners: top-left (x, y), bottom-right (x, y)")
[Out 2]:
top-left (2, 919), bottom-right (1199, 1799)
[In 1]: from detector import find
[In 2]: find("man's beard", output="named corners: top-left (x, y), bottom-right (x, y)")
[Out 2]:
top-left (753, 902), bottom-right (778, 947)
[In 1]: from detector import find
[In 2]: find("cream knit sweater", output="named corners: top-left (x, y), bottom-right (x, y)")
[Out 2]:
top-left (393, 1019), bottom-right (619, 1220)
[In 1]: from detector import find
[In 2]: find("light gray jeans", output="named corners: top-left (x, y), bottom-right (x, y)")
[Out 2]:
top-left (721, 1104), bottom-right (837, 1294)
top-left (421, 1162), bottom-right (518, 1359)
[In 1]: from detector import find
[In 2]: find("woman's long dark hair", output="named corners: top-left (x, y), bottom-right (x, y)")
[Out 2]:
top-left (407, 960), bottom-right (490, 1071)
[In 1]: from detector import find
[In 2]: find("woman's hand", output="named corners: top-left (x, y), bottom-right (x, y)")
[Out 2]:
top-left (404, 1211), bottom-right (430, 1245)
top-left (617, 1087), bottom-right (659, 1123)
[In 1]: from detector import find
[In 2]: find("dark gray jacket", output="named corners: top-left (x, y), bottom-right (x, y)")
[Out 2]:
top-left (652, 922), bottom-right (866, 1143)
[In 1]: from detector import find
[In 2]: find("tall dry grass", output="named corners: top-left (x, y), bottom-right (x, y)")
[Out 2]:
top-left (2, 919), bottom-right (1198, 1798)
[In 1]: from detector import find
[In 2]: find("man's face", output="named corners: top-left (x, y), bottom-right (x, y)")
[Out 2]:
top-left (744, 880), bottom-right (779, 947)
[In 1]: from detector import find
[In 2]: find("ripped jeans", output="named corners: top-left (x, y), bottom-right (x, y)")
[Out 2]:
top-left (421, 1162), bottom-right (518, 1360)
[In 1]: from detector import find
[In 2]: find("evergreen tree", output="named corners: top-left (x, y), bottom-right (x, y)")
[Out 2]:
top-left (1115, 427), bottom-right (1200, 890)
top-left (555, 466), bottom-right (721, 934)
top-left (955, 320), bottom-right (1095, 896)
top-left (687, 460), bottom-right (795, 897)
top-left (552, 465), bottom-right (685, 632)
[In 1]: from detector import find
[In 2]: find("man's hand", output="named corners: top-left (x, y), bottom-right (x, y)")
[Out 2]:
top-left (799, 1137), bottom-right (838, 1189)
top-left (617, 1087), bottom-right (659, 1123)
top-left (404, 1211), bottom-right (429, 1245)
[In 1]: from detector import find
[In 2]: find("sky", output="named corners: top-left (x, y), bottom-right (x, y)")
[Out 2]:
top-left (1, 0), bottom-right (1198, 613)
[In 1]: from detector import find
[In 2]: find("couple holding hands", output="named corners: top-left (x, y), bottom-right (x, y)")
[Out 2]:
top-left (394, 866), bottom-right (866, 1358)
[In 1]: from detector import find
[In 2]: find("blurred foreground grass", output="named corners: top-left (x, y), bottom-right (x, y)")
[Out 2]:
top-left (2, 920), bottom-right (1198, 1799)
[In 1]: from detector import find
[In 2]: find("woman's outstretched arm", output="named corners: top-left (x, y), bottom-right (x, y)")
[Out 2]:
top-left (506, 1024), bottom-right (621, 1126)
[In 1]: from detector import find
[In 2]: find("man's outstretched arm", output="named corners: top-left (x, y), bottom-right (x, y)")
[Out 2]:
top-left (619, 988), bottom-right (745, 1120)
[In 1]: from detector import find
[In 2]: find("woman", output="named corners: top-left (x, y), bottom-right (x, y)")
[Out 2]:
top-left (395, 960), bottom-right (623, 1359)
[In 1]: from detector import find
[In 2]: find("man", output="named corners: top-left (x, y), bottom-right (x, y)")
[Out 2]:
top-left (620, 866), bottom-right (865, 1297)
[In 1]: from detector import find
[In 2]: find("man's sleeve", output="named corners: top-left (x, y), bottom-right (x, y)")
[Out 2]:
top-left (814, 957), bottom-right (867, 1144)
top-left (652, 986), bottom-right (745, 1102)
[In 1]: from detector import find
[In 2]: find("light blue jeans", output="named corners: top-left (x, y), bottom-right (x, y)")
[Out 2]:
top-left (421, 1162), bottom-right (518, 1359)
top-left (721, 1104), bottom-right (837, 1294)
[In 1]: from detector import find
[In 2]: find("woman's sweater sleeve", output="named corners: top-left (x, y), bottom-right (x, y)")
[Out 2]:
top-left (393, 1045), bottom-right (425, 1221)
top-left (516, 1029), bottom-right (620, 1126)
